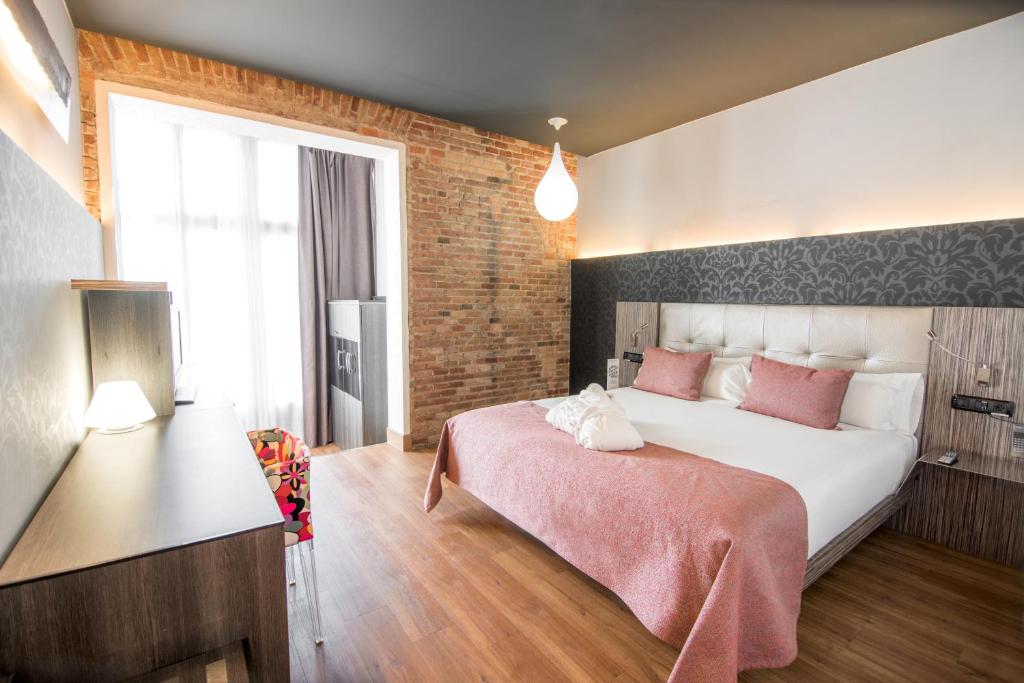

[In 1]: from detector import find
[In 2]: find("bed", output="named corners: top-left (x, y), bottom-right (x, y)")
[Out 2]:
top-left (425, 303), bottom-right (934, 682)
top-left (536, 387), bottom-right (918, 563)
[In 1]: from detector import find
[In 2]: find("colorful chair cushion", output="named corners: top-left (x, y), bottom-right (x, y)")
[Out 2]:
top-left (248, 428), bottom-right (314, 546)
top-left (248, 428), bottom-right (310, 467)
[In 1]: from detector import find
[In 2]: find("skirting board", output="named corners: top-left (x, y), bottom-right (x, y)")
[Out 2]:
top-left (387, 428), bottom-right (413, 452)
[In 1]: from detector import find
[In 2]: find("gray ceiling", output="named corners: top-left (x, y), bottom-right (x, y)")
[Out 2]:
top-left (66, 0), bottom-right (1023, 156)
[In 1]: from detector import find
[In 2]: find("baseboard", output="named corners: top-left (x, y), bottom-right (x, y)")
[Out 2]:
top-left (387, 428), bottom-right (413, 452)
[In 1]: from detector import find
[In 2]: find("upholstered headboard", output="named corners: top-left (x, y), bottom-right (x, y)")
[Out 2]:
top-left (659, 304), bottom-right (934, 376)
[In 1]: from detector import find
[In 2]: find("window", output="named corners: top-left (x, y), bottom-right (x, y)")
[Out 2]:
top-left (109, 95), bottom-right (303, 436)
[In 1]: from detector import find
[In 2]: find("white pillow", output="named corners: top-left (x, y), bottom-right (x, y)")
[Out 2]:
top-left (701, 356), bottom-right (752, 403)
top-left (839, 372), bottom-right (925, 434)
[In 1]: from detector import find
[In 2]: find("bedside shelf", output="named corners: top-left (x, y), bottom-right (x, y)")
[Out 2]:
top-left (71, 278), bottom-right (168, 292)
top-left (889, 447), bottom-right (1023, 567)
top-left (921, 449), bottom-right (1024, 485)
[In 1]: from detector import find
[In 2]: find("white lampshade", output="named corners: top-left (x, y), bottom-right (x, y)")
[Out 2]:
top-left (83, 381), bottom-right (156, 434)
top-left (534, 142), bottom-right (578, 221)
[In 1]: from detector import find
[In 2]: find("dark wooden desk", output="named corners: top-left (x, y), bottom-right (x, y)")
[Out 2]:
top-left (0, 404), bottom-right (288, 682)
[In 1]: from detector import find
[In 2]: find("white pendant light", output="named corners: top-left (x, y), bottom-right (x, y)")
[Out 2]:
top-left (534, 117), bottom-right (578, 221)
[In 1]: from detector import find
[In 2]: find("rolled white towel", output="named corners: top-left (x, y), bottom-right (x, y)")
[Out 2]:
top-left (545, 383), bottom-right (610, 433)
top-left (575, 403), bottom-right (645, 451)
top-left (546, 384), bottom-right (644, 451)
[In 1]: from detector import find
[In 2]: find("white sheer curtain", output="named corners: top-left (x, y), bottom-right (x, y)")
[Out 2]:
top-left (109, 97), bottom-right (304, 437)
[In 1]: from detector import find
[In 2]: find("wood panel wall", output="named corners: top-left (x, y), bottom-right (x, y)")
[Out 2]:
top-left (613, 302), bottom-right (660, 388)
top-left (920, 307), bottom-right (1024, 460)
top-left (888, 464), bottom-right (1023, 567)
top-left (889, 306), bottom-right (1024, 567)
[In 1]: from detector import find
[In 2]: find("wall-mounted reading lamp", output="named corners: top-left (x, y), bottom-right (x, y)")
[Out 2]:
top-left (629, 321), bottom-right (649, 350)
top-left (0, 0), bottom-right (71, 140)
top-left (622, 321), bottom-right (650, 364)
top-left (926, 330), bottom-right (993, 386)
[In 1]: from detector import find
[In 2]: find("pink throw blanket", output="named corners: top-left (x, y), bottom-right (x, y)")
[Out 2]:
top-left (424, 401), bottom-right (807, 683)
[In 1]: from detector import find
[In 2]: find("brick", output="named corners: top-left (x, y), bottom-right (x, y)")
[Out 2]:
top-left (76, 29), bottom-right (577, 448)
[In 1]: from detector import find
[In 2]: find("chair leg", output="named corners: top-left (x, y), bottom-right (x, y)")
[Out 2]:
top-left (286, 545), bottom-right (297, 586)
top-left (298, 540), bottom-right (324, 645)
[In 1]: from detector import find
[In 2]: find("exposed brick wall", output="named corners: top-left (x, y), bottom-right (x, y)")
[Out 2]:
top-left (78, 30), bottom-right (576, 447)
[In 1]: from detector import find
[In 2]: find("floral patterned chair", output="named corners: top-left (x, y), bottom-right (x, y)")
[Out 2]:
top-left (248, 428), bottom-right (323, 645)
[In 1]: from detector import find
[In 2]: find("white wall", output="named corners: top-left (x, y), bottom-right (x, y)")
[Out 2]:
top-left (0, 0), bottom-right (82, 203)
top-left (0, 1), bottom-right (97, 563)
top-left (577, 13), bottom-right (1024, 258)
top-left (0, 129), bottom-right (100, 563)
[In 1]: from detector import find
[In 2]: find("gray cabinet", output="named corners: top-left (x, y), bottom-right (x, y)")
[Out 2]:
top-left (330, 385), bottom-right (346, 448)
top-left (328, 300), bottom-right (386, 449)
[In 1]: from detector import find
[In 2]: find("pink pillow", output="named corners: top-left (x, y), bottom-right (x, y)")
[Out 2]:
top-left (739, 355), bottom-right (854, 429)
top-left (633, 349), bottom-right (712, 401)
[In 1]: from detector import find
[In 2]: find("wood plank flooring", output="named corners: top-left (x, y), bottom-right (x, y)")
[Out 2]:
top-left (287, 443), bottom-right (1024, 682)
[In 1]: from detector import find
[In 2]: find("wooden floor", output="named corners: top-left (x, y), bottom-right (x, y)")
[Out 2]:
top-left (287, 443), bottom-right (1024, 682)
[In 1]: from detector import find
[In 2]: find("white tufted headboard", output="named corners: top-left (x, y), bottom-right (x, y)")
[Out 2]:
top-left (659, 304), bottom-right (934, 376)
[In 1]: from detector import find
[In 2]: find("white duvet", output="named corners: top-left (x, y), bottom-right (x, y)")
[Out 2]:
top-left (535, 387), bottom-right (917, 558)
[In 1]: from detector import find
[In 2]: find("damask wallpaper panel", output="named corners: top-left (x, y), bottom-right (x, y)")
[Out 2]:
top-left (0, 130), bottom-right (102, 562)
top-left (570, 218), bottom-right (1024, 392)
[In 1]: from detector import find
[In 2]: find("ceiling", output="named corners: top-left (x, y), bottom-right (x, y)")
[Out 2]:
top-left (65, 0), bottom-right (1023, 156)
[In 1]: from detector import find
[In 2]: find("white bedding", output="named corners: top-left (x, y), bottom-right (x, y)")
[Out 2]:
top-left (535, 387), bottom-right (918, 557)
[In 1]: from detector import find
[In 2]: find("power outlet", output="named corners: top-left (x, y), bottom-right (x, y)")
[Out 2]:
top-left (951, 394), bottom-right (1015, 418)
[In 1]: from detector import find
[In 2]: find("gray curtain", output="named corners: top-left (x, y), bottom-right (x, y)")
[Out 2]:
top-left (298, 147), bottom-right (376, 447)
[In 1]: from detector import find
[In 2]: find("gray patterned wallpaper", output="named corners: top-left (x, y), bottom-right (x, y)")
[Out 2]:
top-left (0, 130), bottom-right (102, 562)
top-left (570, 218), bottom-right (1024, 392)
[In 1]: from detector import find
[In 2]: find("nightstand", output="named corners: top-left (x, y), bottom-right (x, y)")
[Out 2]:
top-left (888, 449), bottom-right (1024, 567)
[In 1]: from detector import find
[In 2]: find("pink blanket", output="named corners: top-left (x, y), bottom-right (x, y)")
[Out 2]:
top-left (424, 401), bottom-right (807, 683)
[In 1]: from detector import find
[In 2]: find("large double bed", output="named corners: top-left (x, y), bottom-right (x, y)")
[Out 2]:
top-left (535, 385), bottom-right (918, 560)
top-left (425, 303), bottom-right (934, 682)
